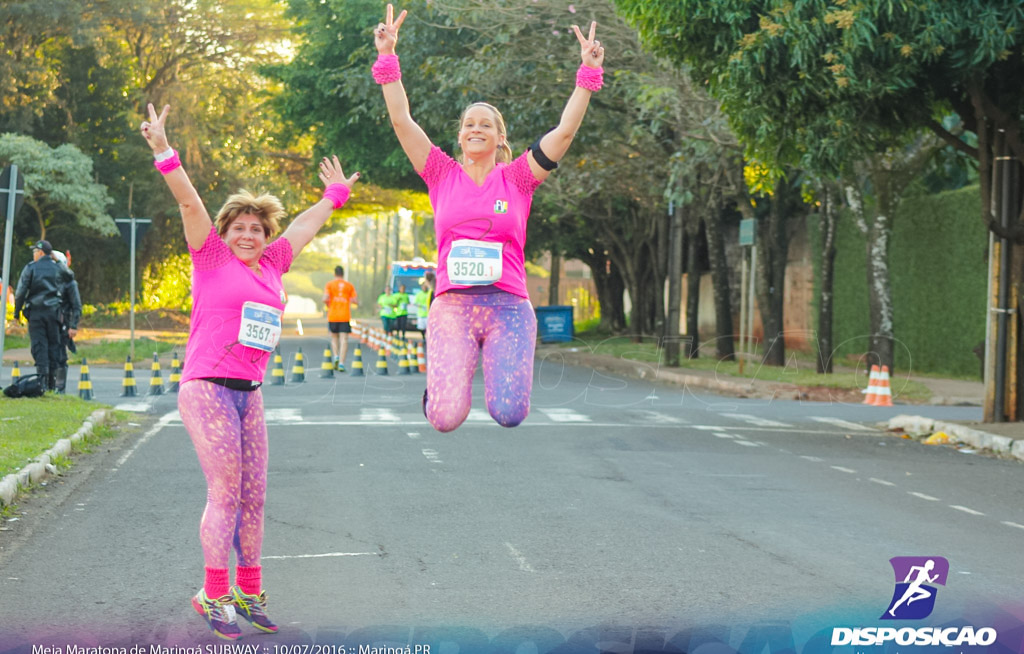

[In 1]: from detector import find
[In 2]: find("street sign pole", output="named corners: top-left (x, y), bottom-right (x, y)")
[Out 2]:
top-left (115, 216), bottom-right (152, 361)
top-left (0, 164), bottom-right (26, 371)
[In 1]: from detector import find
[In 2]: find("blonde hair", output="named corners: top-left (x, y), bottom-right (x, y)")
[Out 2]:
top-left (457, 102), bottom-right (513, 164)
top-left (214, 190), bottom-right (285, 239)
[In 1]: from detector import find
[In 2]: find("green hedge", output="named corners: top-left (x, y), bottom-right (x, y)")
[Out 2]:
top-left (824, 184), bottom-right (987, 378)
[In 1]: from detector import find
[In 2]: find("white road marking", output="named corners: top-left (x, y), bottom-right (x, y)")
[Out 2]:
top-left (734, 440), bottom-right (760, 447)
top-left (265, 408), bottom-right (303, 422)
top-left (909, 492), bottom-right (940, 501)
top-left (949, 505), bottom-right (985, 516)
top-left (360, 408), bottom-right (401, 422)
top-left (504, 542), bottom-right (535, 572)
top-left (114, 411), bottom-right (178, 469)
top-left (114, 400), bottom-right (153, 413)
top-left (262, 552), bottom-right (378, 560)
top-left (870, 478), bottom-right (897, 487)
top-left (538, 408), bottom-right (592, 422)
top-left (830, 466), bottom-right (857, 474)
top-left (406, 432), bottom-right (421, 440)
top-left (810, 417), bottom-right (876, 431)
top-left (1001, 521), bottom-right (1024, 531)
top-left (800, 455), bottom-right (824, 462)
top-left (466, 409), bottom-right (492, 422)
top-left (720, 413), bottom-right (791, 427)
top-left (712, 433), bottom-right (736, 439)
top-left (421, 448), bottom-right (443, 464)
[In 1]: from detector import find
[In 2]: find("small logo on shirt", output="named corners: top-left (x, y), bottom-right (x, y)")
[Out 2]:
top-left (493, 199), bottom-right (508, 214)
top-left (280, 289), bottom-right (288, 305)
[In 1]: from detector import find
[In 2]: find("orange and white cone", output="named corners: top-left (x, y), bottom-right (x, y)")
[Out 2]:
top-left (862, 364), bottom-right (880, 405)
top-left (871, 365), bottom-right (894, 406)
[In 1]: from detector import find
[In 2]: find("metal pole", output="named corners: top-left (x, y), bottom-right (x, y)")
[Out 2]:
top-left (0, 164), bottom-right (18, 366)
top-left (130, 217), bottom-right (137, 361)
top-left (739, 248), bottom-right (748, 361)
top-left (747, 244), bottom-right (757, 355)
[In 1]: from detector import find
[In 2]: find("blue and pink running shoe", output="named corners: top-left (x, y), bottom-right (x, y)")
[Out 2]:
top-left (191, 590), bottom-right (242, 640)
top-left (230, 585), bottom-right (279, 633)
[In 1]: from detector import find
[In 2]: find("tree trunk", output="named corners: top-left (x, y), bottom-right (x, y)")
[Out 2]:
top-left (756, 177), bottom-right (798, 367)
top-left (817, 185), bottom-right (838, 374)
top-left (704, 209), bottom-right (735, 361)
top-left (665, 203), bottom-right (684, 366)
top-left (548, 251), bottom-right (561, 306)
top-left (685, 219), bottom-right (702, 358)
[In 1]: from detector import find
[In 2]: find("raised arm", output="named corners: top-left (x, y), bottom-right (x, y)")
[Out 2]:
top-left (527, 22), bottom-right (606, 183)
top-left (280, 156), bottom-right (360, 259)
top-left (140, 104), bottom-right (211, 251)
top-left (374, 4), bottom-right (432, 173)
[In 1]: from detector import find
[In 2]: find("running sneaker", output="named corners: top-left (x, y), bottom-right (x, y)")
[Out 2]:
top-left (336, 362), bottom-right (346, 372)
top-left (191, 590), bottom-right (242, 640)
top-left (230, 585), bottom-right (279, 633)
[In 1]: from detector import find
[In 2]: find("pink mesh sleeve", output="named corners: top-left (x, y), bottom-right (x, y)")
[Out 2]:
top-left (418, 146), bottom-right (459, 189)
top-left (188, 225), bottom-right (235, 272)
top-left (505, 150), bottom-right (543, 196)
top-left (262, 237), bottom-right (294, 274)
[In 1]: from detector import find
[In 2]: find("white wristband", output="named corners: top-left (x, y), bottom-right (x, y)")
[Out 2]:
top-left (154, 147), bottom-right (175, 162)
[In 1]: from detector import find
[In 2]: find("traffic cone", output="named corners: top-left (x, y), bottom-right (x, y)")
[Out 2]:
top-left (872, 365), bottom-right (894, 406)
top-left (862, 364), bottom-right (880, 405)
top-left (406, 342), bottom-right (418, 374)
top-left (270, 349), bottom-right (286, 385)
top-left (375, 346), bottom-right (389, 375)
top-left (290, 347), bottom-right (306, 383)
top-left (148, 352), bottom-right (164, 395)
top-left (77, 358), bottom-right (94, 401)
top-left (397, 341), bottom-right (411, 375)
top-left (168, 351), bottom-right (181, 392)
top-left (416, 343), bottom-right (427, 373)
top-left (121, 356), bottom-right (137, 397)
top-left (9, 361), bottom-right (21, 384)
top-left (320, 347), bottom-right (335, 378)
top-left (350, 345), bottom-right (365, 377)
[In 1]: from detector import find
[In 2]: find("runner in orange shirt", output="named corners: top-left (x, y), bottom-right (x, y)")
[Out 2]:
top-left (323, 265), bottom-right (358, 371)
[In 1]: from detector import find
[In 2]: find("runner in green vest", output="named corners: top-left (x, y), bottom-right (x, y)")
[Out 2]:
top-left (377, 286), bottom-right (397, 335)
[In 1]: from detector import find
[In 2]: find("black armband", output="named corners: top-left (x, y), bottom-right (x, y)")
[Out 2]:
top-left (529, 133), bottom-right (559, 171)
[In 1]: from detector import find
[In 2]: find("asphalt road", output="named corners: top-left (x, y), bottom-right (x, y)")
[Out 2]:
top-left (0, 335), bottom-right (1020, 652)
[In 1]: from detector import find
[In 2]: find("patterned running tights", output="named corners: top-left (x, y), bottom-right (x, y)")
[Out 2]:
top-left (178, 380), bottom-right (268, 568)
top-left (425, 290), bottom-right (537, 432)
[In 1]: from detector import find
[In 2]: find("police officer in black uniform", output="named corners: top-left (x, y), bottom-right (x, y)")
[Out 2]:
top-left (13, 240), bottom-right (73, 391)
top-left (51, 250), bottom-right (82, 393)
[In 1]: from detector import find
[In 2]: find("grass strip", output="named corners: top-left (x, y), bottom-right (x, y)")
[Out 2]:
top-left (0, 395), bottom-right (112, 477)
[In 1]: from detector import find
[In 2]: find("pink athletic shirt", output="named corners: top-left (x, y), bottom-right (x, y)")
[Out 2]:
top-left (181, 225), bottom-right (293, 383)
top-left (419, 146), bottom-right (543, 298)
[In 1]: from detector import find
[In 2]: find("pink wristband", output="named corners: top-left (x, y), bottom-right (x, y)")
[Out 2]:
top-left (576, 64), bottom-right (604, 92)
top-left (372, 54), bottom-right (401, 85)
top-left (154, 150), bottom-right (182, 175)
top-left (322, 183), bottom-right (350, 209)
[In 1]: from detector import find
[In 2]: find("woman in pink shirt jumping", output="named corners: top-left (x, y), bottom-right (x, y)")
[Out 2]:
top-left (140, 103), bottom-right (358, 639)
top-left (372, 3), bottom-right (605, 432)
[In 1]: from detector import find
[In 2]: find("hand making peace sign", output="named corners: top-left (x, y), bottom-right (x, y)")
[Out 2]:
top-left (572, 21), bottom-right (605, 69)
top-left (140, 102), bottom-right (171, 153)
top-left (375, 3), bottom-right (407, 55)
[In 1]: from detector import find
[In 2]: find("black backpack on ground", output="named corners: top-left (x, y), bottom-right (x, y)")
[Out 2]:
top-left (3, 374), bottom-right (45, 398)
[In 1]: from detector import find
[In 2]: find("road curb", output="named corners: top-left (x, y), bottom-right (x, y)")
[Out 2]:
top-left (0, 409), bottom-right (114, 508)
top-left (887, 414), bottom-right (1024, 462)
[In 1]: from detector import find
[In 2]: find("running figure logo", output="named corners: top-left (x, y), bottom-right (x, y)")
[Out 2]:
top-left (881, 556), bottom-right (949, 620)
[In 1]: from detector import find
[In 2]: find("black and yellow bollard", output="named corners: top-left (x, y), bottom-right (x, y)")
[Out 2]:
top-left (397, 341), bottom-right (411, 375)
top-left (290, 347), bottom-right (306, 383)
top-left (9, 361), bottom-right (21, 385)
top-left (320, 347), bottom-right (335, 379)
top-left (407, 343), bottom-right (419, 374)
top-left (121, 356), bottom-right (137, 397)
top-left (375, 346), bottom-right (389, 375)
top-left (168, 351), bottom-right (181, 392)
top-left (148, 352), bottom-right (164, 395)
top-left (270, 349), bottom-right (286, 385)
top-left (77, 358), bottom-right (93, 401)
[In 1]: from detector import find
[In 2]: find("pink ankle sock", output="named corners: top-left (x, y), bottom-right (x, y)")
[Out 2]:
top-left (204, 567), bottom-right (230, 599)
top-left (236, 565), bottom-right (262, 596)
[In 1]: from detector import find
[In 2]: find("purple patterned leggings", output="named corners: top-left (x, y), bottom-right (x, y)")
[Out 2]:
top-left (425, 291), bottom-right (537, 432)
top-left (178, 380), bottom-right (268, 568)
